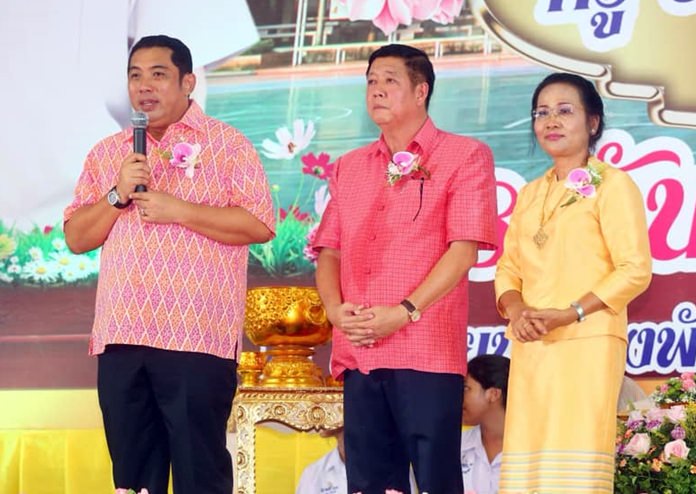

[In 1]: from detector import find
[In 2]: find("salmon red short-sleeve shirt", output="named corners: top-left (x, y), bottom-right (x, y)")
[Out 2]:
top-left (314, 118), bottom-right (497, 378)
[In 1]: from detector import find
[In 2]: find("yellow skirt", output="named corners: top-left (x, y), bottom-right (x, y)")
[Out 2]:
top-left (499, 335), bottom-right (626, 494)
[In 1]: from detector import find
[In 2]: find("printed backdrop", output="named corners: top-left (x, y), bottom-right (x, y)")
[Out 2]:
top-left (0, 1), bottom-right (695, 388)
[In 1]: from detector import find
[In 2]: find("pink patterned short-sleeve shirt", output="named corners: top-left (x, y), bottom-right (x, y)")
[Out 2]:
top-left (64, 102), bottom-right (274, 359)
top-left (314, 118), bottom-right (498, 378)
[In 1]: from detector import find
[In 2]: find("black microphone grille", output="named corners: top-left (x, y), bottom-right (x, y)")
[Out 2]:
top-left (131, 110), bottom-right (149, 129)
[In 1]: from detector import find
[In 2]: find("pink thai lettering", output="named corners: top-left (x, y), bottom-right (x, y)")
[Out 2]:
top-left (646, 179), bottom-right (696, 260)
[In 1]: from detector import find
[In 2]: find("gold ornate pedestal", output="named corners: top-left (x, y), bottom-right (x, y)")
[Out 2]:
top-left (244, 286), bottom-right (332, 388)
top-left (230, 387), bottom-right (343, 494)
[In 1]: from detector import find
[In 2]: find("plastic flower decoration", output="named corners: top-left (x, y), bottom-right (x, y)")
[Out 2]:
top-left (261, 119), bottom-right (315, 160)
top-left (651, 372), bottom-right (696, 406)
top-left (386, 151), bottom-right (430, 185)
top-left (615, 403), bottom-right (696, 493)
top-left (169, 142), bottom-right (201, 179)
top-left (561, 157), bottom-right (606, 207)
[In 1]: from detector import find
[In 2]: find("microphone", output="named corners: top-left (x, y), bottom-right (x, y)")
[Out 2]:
top-left (131, 110), bottom-right (148, 192)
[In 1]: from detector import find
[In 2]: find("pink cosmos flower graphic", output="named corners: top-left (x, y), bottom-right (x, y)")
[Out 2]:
top-left (279, 205), bottom-right (312, 223)
top-left (301, 152), bottom-right (335, 180)
top-left (303, 223), bottom-right (320, 264)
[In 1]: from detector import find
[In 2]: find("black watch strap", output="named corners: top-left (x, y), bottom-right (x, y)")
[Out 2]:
top-left (109, 186), bottom-right (131, 209)
top-left (400, 299), bottom-right (417, 313)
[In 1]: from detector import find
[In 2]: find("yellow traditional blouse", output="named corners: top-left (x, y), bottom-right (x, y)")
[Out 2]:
top-left (495, 158), bottom-right (652, 341)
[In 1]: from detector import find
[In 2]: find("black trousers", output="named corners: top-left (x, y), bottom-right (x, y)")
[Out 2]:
top-left (343, 368), bottom-right (464, 494)
top-left (98, 344), bottom-right (237, 494)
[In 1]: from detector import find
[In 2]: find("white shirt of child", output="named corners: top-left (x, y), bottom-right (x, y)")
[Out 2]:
top-left (460, 426), bottom-right (502, 494)
top-left (295, 447), bottom-right (346, 494)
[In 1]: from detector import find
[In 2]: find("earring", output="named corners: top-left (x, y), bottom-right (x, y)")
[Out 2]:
top-left (591, 128), bottom-right (596, 135)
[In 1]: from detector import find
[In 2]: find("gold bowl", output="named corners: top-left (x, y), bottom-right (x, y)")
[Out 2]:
top-left (237, 351), bottom-right (267, 387)
top-left (244, 286), bottom-right (332, 387)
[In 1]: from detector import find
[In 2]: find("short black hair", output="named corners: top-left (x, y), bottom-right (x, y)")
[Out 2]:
top-left (531, 72), bottom-right (605, 151)
top-left (128, 35), bottom-right (193, 81)
top-left (467, 354), bottom-right (511, 409)
top-left (367, 44), bottom-right (435, 109)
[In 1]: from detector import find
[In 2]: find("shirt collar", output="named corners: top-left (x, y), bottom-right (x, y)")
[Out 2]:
top-left (121, 100), bottom-right (206, 144)
top-left (461, 425), bottom-right (483, 453)
top-left (324, 448), bottom-right (343, 473)
top-left (371, 116), bottom-right (439, 162)
top-left (462, 426), bottom-right (502, 466)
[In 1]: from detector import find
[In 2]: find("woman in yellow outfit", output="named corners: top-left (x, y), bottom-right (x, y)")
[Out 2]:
top-left (495, 72), bottom-right (652, 493)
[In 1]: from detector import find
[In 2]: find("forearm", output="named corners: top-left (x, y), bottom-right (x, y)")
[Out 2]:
top-left (64, 198), bottom-right (122, 253)
top-left (498, 289), bottom-right (525, 319)
top-left (406, 240), bottom-right (478, 312)
top-left (178, 202), bottom-right (273, 245)
top-left (315, 248), bottom-right (343, 310)
top-left (568, 292), bottom-right (607, 319)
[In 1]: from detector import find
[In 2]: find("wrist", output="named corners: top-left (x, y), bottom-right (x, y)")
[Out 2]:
top-left (400, 299), bottom-right (421, 322)
top-left (569, 301), bottom-right (586, 322)
top-left (504, 302), bottom-right (525, 320)
top-left (107, 185), bottom-right (131, 209)
top-left (397, 303), bottom-right (410, 323)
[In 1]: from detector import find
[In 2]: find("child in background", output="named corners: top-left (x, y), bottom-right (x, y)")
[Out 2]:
top-left (461, 354), bottom-right (510, 494)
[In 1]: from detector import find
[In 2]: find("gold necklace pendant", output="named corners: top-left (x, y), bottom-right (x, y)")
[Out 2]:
top-left (532, 171), bottom-right (572, 249)
top-left (533, 226), bottom-right (548, 248)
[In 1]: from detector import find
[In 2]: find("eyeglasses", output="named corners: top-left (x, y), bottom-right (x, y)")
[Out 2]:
top-left (531, 103), bottom-right (577, 121)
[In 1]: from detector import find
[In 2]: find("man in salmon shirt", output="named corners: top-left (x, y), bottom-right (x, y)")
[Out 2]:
top-left (313, 44), bottom-right (498, 494)
top-left (64, 35), bottom-right (274, 494)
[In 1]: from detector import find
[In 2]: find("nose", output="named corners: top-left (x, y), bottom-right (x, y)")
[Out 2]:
top-left (370, 82), bottom-right (386, 98)
top-left (545, 114), bottom-right (561, 127)
top-left (135, 75), bottom-right (154, 93)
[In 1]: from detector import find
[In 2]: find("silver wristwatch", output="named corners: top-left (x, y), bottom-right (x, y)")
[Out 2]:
top-left (107, 186), bottom-right (130, 209)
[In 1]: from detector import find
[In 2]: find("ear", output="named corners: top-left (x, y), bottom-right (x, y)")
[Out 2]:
top-left (486, 387), bottom-right (502, 404)
top-left (416, 82), bottom-right (429, 107)
top-left (588, 114), bottom-right (600, 135)
top-left (182, 72), bottom-right (197, 97)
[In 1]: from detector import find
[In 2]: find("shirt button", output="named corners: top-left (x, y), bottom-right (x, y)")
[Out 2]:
top-left (364, 267), bottom-right (371, 274)
top-left (378, 204), bottom-right (385, 211)
top-left (370, 234), bottom-right (377, 241)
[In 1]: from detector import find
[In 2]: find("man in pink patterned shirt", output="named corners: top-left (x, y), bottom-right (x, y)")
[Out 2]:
top-left (64, 35), bottom-right (274, 494)
top-left (314, 44), bottom-right (497, 494)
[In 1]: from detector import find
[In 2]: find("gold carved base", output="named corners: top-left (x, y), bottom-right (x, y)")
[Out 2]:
top-left (259, 346), bottom-right (324, 387)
